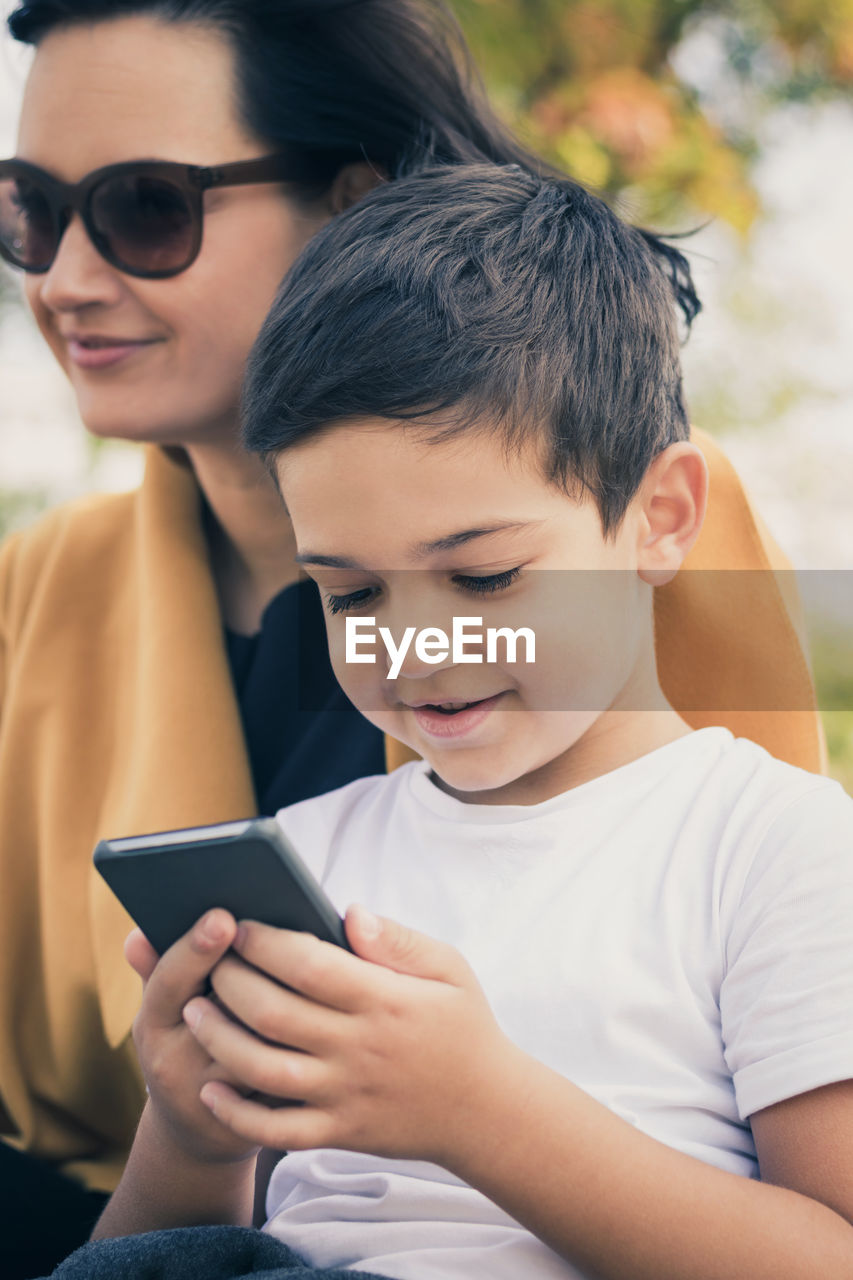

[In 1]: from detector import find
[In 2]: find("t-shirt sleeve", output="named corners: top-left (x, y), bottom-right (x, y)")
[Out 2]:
top-left (720, 780), bottom-right (853, 1119)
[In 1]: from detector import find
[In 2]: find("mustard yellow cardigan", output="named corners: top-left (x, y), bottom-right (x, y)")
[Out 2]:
top-left (0, 434), bottom-right (823, 1191)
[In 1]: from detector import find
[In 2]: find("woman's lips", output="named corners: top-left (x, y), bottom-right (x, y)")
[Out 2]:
top-left (410, 692), bottom-right (506, 740)
top-left (66, 338), bottom-right (160, 369)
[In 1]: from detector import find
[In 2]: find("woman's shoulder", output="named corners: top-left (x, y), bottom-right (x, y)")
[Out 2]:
top-left (0, 488), bottom-right (141, 621)
top-left (1, 487), bottom-right (140, 565)
top-left (656, 427), bottom-right (824, 774)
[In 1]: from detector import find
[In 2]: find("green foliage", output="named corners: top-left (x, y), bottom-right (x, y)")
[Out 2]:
top-left (0, 487), bottom-right (50, 540)
top-left (814, 627), bottom-right (853, 792)
top-left (453, 0), bottom-right (853, 229)
top-left (0, 266), bottom-right (13, 311)
top-left (822, 712), bottom-right (853, 793)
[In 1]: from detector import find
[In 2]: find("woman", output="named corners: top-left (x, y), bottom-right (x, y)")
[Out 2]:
top-left (0, 0), bottom-right (824, 1274)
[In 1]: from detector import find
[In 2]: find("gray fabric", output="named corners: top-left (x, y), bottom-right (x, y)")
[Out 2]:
top-left (37, 1225), bottom-right (389, 1280)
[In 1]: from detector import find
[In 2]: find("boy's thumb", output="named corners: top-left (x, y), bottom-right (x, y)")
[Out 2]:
top-left (345, 903), bottom-right (463, 983)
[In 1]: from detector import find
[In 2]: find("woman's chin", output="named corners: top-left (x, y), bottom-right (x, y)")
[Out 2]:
top-left (76, 415), bottom-right (169, 445)
top-left (72, 400), bottom-right (211, 448)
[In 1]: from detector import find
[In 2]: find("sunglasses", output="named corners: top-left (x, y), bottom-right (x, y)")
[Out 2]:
top-left (0, 154), bottom-right (296, 280)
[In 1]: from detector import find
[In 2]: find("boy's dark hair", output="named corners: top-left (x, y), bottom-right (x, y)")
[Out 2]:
top-left (242, 164), bottom-right (698, 533)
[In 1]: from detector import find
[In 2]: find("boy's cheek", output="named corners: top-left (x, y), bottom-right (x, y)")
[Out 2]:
top-left (327, 646), bottom-right (427, 754)
top-left (327, 640), bottom-right (395, 724)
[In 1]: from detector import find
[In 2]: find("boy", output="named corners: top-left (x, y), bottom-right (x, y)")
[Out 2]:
top-left (91, 166), bottom-right (853, 1279)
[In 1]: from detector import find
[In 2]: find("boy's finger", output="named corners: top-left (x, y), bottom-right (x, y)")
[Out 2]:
top-left (199, 1080), bottom-right (332, 1153)
top-left (183, 996), bottom-right (325, 1102)
top-left (144, 909), bottom-right (238, 1027)
top-left (233, 921), bottom-right (375, 1013)
top-left (345, 905), bottom-right (471, 985)
top-left (124, 928), bottom-right (159, 984)
top-left (211, 954), bottom-right (346, 1053)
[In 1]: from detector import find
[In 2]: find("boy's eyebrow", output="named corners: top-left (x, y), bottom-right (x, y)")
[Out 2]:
top-left (295, 521), bottom-right (540, 568)
top-left (412, 521), bottom-right (539, 555)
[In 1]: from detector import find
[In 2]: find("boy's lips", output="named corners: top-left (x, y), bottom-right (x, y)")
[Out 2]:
top-left (406, 692), bottom-right (507, 740)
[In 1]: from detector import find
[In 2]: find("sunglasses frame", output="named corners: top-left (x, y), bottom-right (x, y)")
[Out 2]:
top-left (0, 154), bottom-right (295, 279)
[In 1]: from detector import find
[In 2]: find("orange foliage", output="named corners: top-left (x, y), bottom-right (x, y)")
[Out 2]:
top-left (453, 0), bottom-right (853, 230)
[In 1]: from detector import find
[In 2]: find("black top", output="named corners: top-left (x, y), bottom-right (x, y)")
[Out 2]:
top-left (224, 579), bottom-right (386, 815)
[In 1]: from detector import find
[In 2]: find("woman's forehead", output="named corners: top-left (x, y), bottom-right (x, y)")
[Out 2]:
top-left (17, 15), bottom-right (252, 174)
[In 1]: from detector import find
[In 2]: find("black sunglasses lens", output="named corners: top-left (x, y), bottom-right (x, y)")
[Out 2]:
top-left (90, 174), bottom-right (196, 275)
top-left (0, 174), bottom-right (57, 269)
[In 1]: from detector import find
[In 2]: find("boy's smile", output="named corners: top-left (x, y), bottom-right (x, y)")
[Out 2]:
top-left (406, 693), bottom-right (509, 740)
top-left (277, 417), bottom-right (706, 804)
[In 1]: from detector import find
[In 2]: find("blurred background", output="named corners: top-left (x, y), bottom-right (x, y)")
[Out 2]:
top-left (1, 0), bottom-right (852, 785)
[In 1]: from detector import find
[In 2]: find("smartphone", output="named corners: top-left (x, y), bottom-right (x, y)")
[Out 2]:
top-left (93, 816), bottom-right (350, 955)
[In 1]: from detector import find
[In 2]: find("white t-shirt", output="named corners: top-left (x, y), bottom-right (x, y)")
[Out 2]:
top-left (264, 728), bottom-right (853, 1280)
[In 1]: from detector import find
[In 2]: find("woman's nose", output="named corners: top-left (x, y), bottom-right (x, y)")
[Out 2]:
top-left (35, 213), bottom-right (126, 312)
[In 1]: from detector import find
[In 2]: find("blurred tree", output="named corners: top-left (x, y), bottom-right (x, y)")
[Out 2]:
top-left (0, 487), bottom-right (49, 539)
top-left (453, 0), bottom-right (853, 230)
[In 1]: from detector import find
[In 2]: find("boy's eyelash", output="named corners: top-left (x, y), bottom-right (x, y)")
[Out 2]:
top-left (323, 569), bottom-right (521, 616)
top-left (453, 567), bottom-right (522, 594)
top-left (325, 587), bottom-right (376, 616)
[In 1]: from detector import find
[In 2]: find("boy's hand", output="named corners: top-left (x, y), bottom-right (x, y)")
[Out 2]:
top-left (126, 910), bottom-right (262, 1167)
top-left (182, 905), bottom-right (515, 1168)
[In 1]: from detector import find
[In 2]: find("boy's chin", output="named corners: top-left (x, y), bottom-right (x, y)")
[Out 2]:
top-left (425, 751), bottom-right (534, 801)
top-left (418, 718), bottom-right (600, 802)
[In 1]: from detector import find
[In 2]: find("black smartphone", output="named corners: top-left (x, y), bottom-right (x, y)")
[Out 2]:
top-left (93, 816), bottom-right (350, 955)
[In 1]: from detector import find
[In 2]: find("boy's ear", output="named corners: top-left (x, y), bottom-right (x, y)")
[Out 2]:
top-left (326, 161), bottom-right (387, 215)
top-left (636, 442), bottom-right (708, 587)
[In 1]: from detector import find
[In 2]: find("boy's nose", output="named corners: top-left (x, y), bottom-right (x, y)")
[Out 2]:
top-left (390, 648), bottom-right (461, 682)
top-left (382, 626), bottom-right (459, 681)
top-left (386, 626), bottom-right (488, 684)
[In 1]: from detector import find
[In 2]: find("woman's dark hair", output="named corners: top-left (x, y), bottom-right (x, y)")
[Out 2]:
top-left (242, 164), bottom-right (695, 534)
top-left (8, 0), bottom-right (542, 188)
top-left (8, 0), bottom-right (700, 326)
